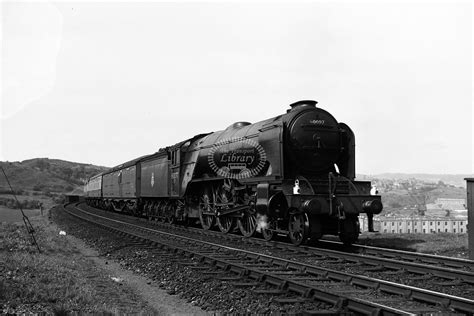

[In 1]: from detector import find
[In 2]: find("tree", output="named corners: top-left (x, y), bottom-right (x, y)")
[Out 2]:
top-left (62, 167), bottom-right (73, 179)
top-left (389, 201), bottom-right (402, 208)
top-left (33, 183), bottom-right (44, 191)
top-left (36, 159), bottom-right (50, 171)
top-left (6, 199), bottom-right (14, 209)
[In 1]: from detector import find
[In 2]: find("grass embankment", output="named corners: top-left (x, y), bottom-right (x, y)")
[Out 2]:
top-left (0, 207), bottom-right (154, 314)
top-left (358, 232), bottom-right (469, 258)
top-left (0, 206), bottom-right (41, 223)
top-left (0, 192), bottom-right (57, 223)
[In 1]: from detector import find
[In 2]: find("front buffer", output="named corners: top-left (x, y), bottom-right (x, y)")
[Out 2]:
top-left (261, 176), bottom-right (383, 246)
top-left (289, 193), bottom-right (382, 245)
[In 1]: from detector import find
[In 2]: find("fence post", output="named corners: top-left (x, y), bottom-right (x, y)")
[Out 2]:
top-left (465, 178), bottom-right (474, 260)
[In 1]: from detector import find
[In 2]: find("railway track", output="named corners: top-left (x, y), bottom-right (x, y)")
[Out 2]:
top-left (316, 239), bottom-right (474, 271)
top-left (79, 202), bottom-right (474, 294)
top-left (80, 203), bottom-right (473, 267)
top-left (64, 203), bottom-right (474, 315)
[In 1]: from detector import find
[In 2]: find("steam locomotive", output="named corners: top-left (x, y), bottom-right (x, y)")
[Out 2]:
top-left (84, 100), bottom-right (382, 245)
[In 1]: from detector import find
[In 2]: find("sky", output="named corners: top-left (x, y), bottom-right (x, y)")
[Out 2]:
top-left (1, 1), bottom-right (472, 175)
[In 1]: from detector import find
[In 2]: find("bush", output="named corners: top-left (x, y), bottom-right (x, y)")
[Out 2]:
top-left (0, 198), bottom-right (42, 209)
top-left (33, 183), bottom-right (44, 191)
top-left (53, 194), bottom-right (65, 204)
top-left (0, 187), bottom-right (21, 195)
top-left (389, 201), bottom-right (402, 208)
top-left (64, 185), bottom-right (74, 192)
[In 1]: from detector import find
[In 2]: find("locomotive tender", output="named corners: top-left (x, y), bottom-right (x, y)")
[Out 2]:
top-left (84, 100), bottom-right (383, 245)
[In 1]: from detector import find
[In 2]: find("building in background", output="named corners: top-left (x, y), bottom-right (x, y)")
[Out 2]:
top-left (360, 197), bottom-right (468, 234)
top-left (360, 214), bottom-right (467, 234)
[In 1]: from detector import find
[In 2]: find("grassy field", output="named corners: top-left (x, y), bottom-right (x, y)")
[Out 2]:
top-left (358, 232), bottom-right (469, 258)
top-left (0, 192), bottom-right (57, 223)
top-left (0, 207), bottom-right (154, 314)
top-left (0, 192), bottom-right (57, 208)
top-left (0, 206), bottom-right (42, 223)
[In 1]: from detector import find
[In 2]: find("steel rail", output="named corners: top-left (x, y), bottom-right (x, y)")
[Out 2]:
top-left (292, 245), bottom-right (474, 284)
top-left (65, 204), bottom-right (474, 315)
top-left (316, 239), bottom-right (474, 271)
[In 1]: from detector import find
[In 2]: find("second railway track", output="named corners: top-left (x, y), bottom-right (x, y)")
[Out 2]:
top-left (63, 203), bottom-right (474, 315)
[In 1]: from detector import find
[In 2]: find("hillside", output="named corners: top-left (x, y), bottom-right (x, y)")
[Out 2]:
top-left (358, 173), bottom-right (473, 188)
top-left (0, 158), bottom-right (109, 194)
top-left (357, 173), bottom-right (470, 216)
top-left (379, 186), bottom-right (466, 214)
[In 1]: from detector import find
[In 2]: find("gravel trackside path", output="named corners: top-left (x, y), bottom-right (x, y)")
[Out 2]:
top-left (62, 223), bottom-right (209, 315)
top-left (50, 206), bottom-right (209, 315)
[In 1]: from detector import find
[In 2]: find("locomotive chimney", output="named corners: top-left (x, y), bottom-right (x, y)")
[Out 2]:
top-left (288, 100), bottom-right (317, 112)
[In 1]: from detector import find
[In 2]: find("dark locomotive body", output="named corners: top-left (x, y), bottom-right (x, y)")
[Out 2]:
top-left (85, 100), bottom-right (382, 245)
